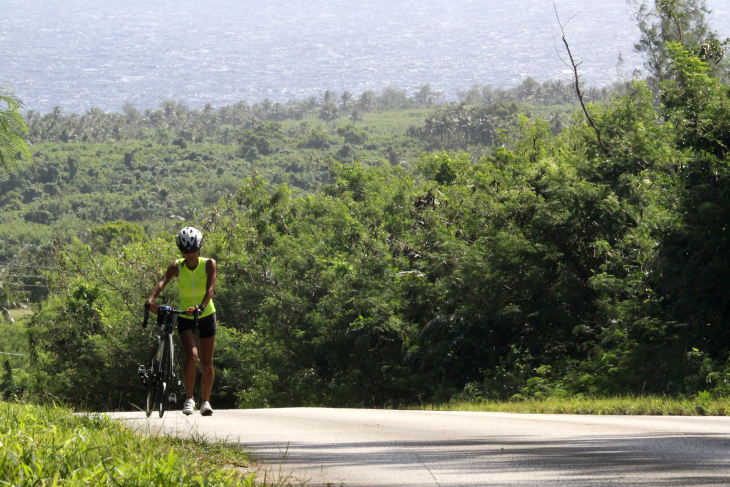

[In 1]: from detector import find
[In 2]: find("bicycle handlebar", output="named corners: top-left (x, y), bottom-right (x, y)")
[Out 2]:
top-left (142, 303), bottom-right (199, 328)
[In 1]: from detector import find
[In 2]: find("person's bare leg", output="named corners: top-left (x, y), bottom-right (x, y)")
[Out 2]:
top-left (199, 335), bottom-right (215, 402)
top-left (179, 330), bottom-right (198, 400)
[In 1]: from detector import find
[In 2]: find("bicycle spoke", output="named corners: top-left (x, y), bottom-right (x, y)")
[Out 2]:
top-left (158, 334), bottom-right (173, 417)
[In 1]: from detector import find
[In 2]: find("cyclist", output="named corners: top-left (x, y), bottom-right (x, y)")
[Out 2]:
top-left (145, 226), bottom-right (217, 416)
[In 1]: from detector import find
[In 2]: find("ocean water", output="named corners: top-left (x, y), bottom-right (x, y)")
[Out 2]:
top-left (1, 0), bottom-right (728, 113)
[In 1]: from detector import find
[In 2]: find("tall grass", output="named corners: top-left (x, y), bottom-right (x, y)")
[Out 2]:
top-left (421, 395), bottom-right (730, 416)
top-left (0, 400), bottom-right (258, 486)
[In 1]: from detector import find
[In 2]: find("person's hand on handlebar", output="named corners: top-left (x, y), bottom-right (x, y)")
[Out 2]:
top-left (186, 305), bottom-right (205, 317)
top-left (145, 300), bottom-right (159, 314)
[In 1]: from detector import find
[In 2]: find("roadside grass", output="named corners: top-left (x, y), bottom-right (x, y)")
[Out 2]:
top-left (0, 400), bottom-right (263, 486)
top-left (420, 395), bottom-right (730, 416)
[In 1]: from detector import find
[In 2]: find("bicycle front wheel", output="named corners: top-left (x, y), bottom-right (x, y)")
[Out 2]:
top-left (145, 340), bottom-right (161, 418)
top-left (158, 333), bottom-right (174, 418)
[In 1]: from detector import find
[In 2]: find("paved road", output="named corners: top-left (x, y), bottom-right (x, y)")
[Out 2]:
top-left (112, 408), bottom-right (730, 486)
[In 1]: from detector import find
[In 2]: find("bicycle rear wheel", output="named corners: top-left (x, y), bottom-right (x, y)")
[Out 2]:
top-left (158, 333), bottom-right (173, 418)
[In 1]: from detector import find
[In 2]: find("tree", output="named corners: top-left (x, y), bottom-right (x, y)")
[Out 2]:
top-left (413, 84), bottom-right (442, 107)
top-left (0, 84), bottom-right (31, 170)
top-left (515, 78), bottom-right (543, 104)
top-left (322, 90), bottom-right (337, 105)
top-left (349, 109), bottom-right (363, 124)
top-left (318, 102), bottom-right (340, 127)
top-left (356, 91), bottom-right (375, 113)
top-left (158, 186), bottom-right (172, 230)
top-left (631, 0), bottom-right (729, 88)
top-left (122, 101), bottom-right (140, 123)
top-left (554, 5), bottom-right (610, 157)
top-left (340, 91), bottom-right (353, 109)
top-left (652, 42), bottom-right (730, 362)
top-left (89, 220), bottom-right (145, 254)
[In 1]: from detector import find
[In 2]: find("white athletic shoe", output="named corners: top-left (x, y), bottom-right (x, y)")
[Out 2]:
top-left (200, 401), bottom-right (213, 416)
top-left (182, 398), bottom-right (195, 415)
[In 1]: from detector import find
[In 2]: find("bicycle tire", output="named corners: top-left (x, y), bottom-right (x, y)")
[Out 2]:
top-left (145, 340), bottom-right (160, 417)
top-left (158, 333), bottom-right (173, 418)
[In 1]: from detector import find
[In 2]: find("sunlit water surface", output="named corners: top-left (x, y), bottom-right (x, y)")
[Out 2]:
top-left (2, 0), bottom-right (728, 113)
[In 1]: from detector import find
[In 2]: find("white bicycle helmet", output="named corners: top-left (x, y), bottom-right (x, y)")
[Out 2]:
top-left (176, 226), bottom-right (203, 252)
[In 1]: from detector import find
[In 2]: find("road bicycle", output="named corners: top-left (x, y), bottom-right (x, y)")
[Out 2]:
top-left (138, 304), bottom-right (198, 417)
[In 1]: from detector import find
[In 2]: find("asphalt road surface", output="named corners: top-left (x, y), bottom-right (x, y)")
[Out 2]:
top-left (111, 408), bottom-right (730, 486)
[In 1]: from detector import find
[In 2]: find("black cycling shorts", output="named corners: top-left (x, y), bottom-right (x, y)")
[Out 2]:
top-left (177, 312), bottom-right (217, 339)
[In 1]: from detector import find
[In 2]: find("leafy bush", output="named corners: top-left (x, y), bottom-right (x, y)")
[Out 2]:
top-left (172, 137), bottom-right (187, 149)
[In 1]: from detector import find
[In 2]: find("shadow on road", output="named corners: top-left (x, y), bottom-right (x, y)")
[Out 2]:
top-left (242, 433), bottom-right (730, 485)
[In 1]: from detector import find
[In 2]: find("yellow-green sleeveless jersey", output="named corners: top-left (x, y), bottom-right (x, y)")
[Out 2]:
top-left (177, 257), bottom-right (216, 319)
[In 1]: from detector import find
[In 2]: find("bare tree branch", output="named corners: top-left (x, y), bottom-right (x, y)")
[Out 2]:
top-left (553, 1), bottom-right (611, 157)
top-left (86, 247), bottom-right (138, 318)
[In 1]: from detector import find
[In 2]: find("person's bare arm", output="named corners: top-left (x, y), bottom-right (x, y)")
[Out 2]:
top-left (146, 261), bottom-right (179, 313)
top-left (203, 258), bottom-right (217, 308)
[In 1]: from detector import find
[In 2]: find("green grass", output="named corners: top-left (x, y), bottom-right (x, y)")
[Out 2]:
top-left (273, 109), bottom-right (431, 135)
top-left (7, 308), bottom-right (33, 321)
top-left (0, 400), bottom-right (261, 486)
top-left (420, 395), bottom-right (730, 416)
top-left (360, 109), bottom-right (431, 134)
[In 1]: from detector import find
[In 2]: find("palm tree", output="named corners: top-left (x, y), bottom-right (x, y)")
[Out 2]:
top-left (318, 102), bottom-right (340, 128)
top-left (122, 101), bottom-right (140, 124)
top-left (260, 99), bottom-right (274, 120)
top-left (516, 78), bottom-right (542, 104)
top-left (356, 91), bottom-right (375, 113)
top-left (304, 96), bottom-right (319, 116)
top-left (142, 108), bottom-right (153, 135)
top-left (349, 109), bottom-right (363, 124)
top-left (340, 91), bottom-right (353, 109)
top-left (423, 116), bottom-right (435, 143)
top-left (271, 102), bottom-right (285, 121)
top-left (322, 90), bottom-right (336, 105)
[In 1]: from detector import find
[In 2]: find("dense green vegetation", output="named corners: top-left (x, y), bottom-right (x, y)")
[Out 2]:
top-left (0, 81), bottom-right (595, 408)
top-left (3, 0), bottom-right (730, 412)
top-left (0, 401), bottom-right (258, 485)
top-left (0, 79), bottom-right (584, 282)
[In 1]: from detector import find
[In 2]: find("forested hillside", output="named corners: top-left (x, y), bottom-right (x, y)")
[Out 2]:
top-left (0, 80), bottom-right (586, 278)
top-left (3, 0), bottom-right (730, 411)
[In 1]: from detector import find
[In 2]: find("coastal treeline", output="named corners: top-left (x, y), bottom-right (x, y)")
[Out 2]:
top-left (20, 78), bottom-right (610, 146)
